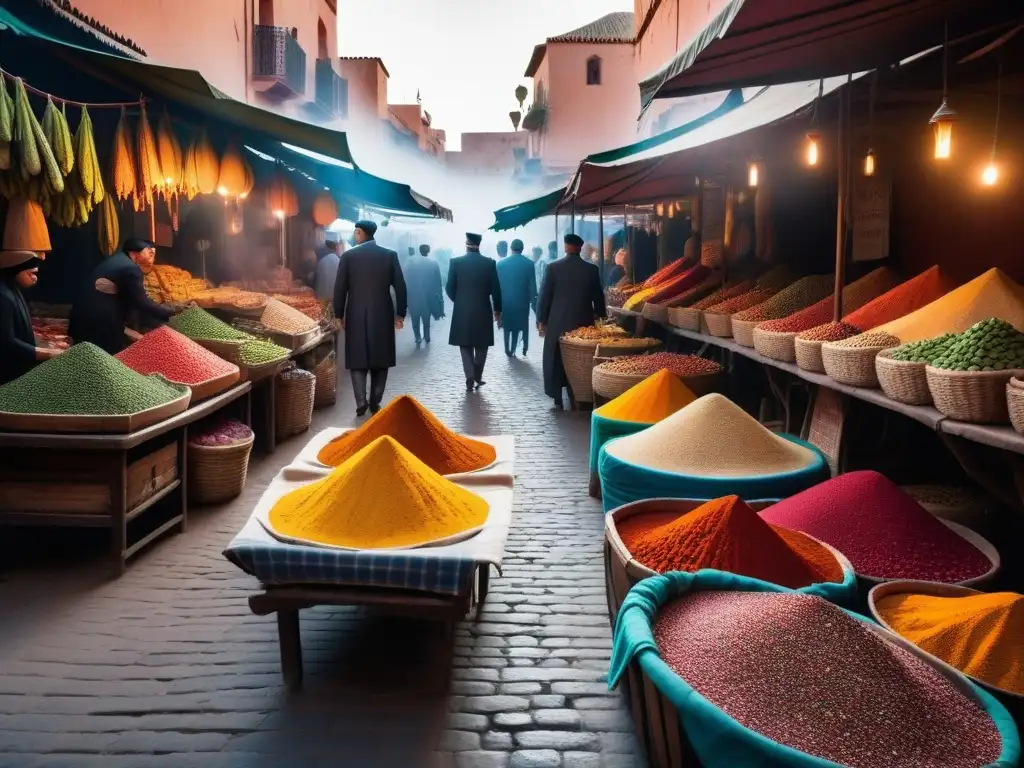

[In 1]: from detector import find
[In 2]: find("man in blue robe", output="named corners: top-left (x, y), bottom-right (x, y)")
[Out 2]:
top-left (496, 239), bottom-right (536, 356)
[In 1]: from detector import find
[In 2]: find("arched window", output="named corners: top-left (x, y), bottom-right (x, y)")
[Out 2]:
top-left (586, 56), bottom-right (601, 86)
top-left (317, 18), bottom-right (328, 58)
top-left (258, 0), bottom-right (273, 25)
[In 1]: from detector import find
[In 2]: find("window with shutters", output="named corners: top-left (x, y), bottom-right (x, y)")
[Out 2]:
top-left (586, 56), bottom-right (601, 86)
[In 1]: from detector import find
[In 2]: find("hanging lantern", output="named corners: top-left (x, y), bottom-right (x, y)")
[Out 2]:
top-left (747, 160), bottom-right (760, 187)
top-left (240, 159), bottom-right (255, 200)
top-left (929, 101), bottom-right (956, 160)
top-left (654, 202), bottom-right (664, 217)
top-left (312, 191), bottom-right (339, 226)
top-left (805, 132), bottom-right (821, 167)
top-left (267, 173), bottom-right (298, 218)
top-left (863, 149), bottom-right (876, 177)
top-left (217, 143), bottom-right (247, 198)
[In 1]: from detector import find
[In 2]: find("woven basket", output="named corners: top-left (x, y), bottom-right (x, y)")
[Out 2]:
top-left (668, 307), bottom-right (701, 332)
top-left (1008, 379), bottom-right (1024, 434)
top-left (187, 434), bottom-right (254, 505)
top-left (642, 303), bottom-right (669, 324)
top-left (876, 348), bottom-right (933, 405)
top-left (753, 328), bottom-right (799, 362)
top-left (703, 311), bottom-right (734, 337)
top-left (593, 365), bottom-right (720, 400)
top-left (560, 337), bottom-right (657, 404)
top-left (822, 343), bottom-right (895, 388)
top-left (926, 365), bottom-right (1024, 424)
top-left (275, 367), bottom-right (316, 440)
top-left (794, 337), bottom-right (826, 372)
top-left (731, 317), bottom-right (760, 347)
top-left (313, 351), bottom-right (337, 409)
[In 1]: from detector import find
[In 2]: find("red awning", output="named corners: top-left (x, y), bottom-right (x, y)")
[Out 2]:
top-left (638, 0), bottom-right (1017, 111)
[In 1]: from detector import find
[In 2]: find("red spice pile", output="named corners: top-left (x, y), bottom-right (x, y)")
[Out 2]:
top-left (616, 496), bottom-right (842, 588)
top-left (760, 471), bottom-right (991, 582)
top-left (705, 288), bottom-right (776, 315)
top-left (116, 326), bottom-right (238, 385)
top-left (644, 265), bottom-right (711, 305)
top-left (797, 321), bottom-right (862, 342)
top-left (689, 281), bottom-right (755, 311)
top-left (654, 591), bottom-right (1002, 768)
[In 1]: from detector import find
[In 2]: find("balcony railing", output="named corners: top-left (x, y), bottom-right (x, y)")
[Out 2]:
top-left (315, 59), bottom-right (348, 118)
top-left (252, 25), bottom-right (306, 99)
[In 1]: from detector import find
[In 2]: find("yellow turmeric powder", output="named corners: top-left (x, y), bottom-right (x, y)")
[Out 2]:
top-left (876, 591), bottom-right (1024, 694)
top-left (596, 369), bottom-right (695, 423)
top-left (317, 395), bottom-right (496, 474)
top-left (271, 436), bottom-right (489, 549)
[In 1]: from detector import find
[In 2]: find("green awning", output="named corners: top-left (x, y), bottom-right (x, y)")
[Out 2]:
top-left (0, 0), bottom-right (139, 58)
top-left (491, 186), bottom-right (568, 232)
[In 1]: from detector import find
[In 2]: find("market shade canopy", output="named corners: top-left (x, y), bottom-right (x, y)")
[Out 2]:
top-left (638, 0), bottom-right (1016, 110)
top-left (491, 186), bottom-right (568, 232)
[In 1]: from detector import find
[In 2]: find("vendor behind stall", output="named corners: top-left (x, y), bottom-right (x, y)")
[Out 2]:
top-left (69, 238), bottom-right (174, 354)
top-left (0, 250), bottom-right (61, 385)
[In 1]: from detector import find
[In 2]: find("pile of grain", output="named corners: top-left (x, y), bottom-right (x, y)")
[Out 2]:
top-left (116, 327), bottom-right (238, 385)
top-left (596, 353), bottom-right (720, 378)
top-left (756, 268), bottom-right (897, 334)
top-left (731, 275), bottom-right (834, 323)
top-left (170, 307), bottom-right (254, 342)
top-left (688, 281), bottom-right (755, 311)
top-left (261, 298), bottom-right (318, 335)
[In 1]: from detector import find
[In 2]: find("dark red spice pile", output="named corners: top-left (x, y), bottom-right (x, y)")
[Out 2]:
top-left (759, 471), bottom-right (991, 582)
top-left (654, 590), bottom-right (1002, 768)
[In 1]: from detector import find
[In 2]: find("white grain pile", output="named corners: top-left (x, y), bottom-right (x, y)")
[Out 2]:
top-left (261, 298), bottom-right (318, 334)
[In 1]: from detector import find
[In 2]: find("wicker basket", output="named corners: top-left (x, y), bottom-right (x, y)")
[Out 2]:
top-left (926, 365), bottom-right (1024, 424)
top-left (794, 337), bottom-right (826, 372)
top-left (753, 328), bottom-right (799, 362)
top-left (821, 342), bottom-right (895, 388)
top-left (731, 317), bottom-right (760, 347)
top-left (875, 348), bottom-right (933, 405)
top-left (703, 311), bottom-right (734, 337)
top-left (275, 367), bottom-right (316, 440)
top-left (1008, 379), bottom-right (1024, 434)
top-left (313, 351), bottom-right (337, 409)
top-left (642, 303), bottom-right (669, 325)
top-left (187, 434), bottom-right (254, 505)
top-left (593, 364), bottom-right (720, 401)
top-left (560, 337), bottom-right (657, 404)
top-left (668, 307), bottom-right (701, 332)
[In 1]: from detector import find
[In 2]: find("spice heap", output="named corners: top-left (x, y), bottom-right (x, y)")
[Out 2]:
top-left (597, 352), bottom-right (720, 378)
top-left (270, 436), bottom-right (488, 549)
top-left (605, 393), bottom-right (817, 476)
top-left (930, 318), bottom-right (1024, 372)
top-left (595, 369), bottom-right (696, 423)
top-left (617, 496), bottom-right (842, 587)
top-left (704, 287), bottom-right (776, 315)
top-left (272, 293), bottom-right (325, 322)
top-left (189, 418), bottom-right (252, 447)
top-left (641, 258), bottom-right (691, 289)
top-left (594, 336), bottom-right (660, 349)
top-left (888, 333), bottom-right (959, 363)
top-left (828, 330), bottom-right (901, 349)
top-left (876, 267), bottom-right (1024, 343)
top-left (689, 281), bottom-right (755, 311)
top-left (170, 307), bottom-right (254, 342)
top-left (875, 590), bottom-right (1024, 695)
top-left (761, 471), bottom-right (991, 582)
top-left (659, 274), bottom-right (722, 308)
top-left (844, 265), bottom-right (953, 330)
top-left (261, 298), bottom-right (318, 335)
top-left (756, 268), bottom-right (897, 334)
top-left (754, 266), bottom-right (799, 291)
top-left (116, 327), bottom-right (238, 385)
top-left (561, 325), bottom-right (628, 342)
top-left (654, 591), bottom-right (1002, 768)
top-left (0, 342), bottom-right (186, 415)
top-left (797, 320), bottom-right (861, 342)
top-left (625, 264), bottom-right (711, 310)
top-left (237, 340), bottom-right (289, 367)
top-left (143, 264), bottom-right (210, 304)
top-left (317, 395), bottom-right (496, 475)
top-left (732, 275), bottom-right (834, 323)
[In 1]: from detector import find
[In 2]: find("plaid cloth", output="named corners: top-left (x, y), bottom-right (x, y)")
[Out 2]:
top-left (224, 540), bottom-right (477, 595)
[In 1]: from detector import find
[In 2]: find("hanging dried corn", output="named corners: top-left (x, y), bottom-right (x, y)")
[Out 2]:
top-left (98, 194), bottom-right (119, 256)
top-left (74, 106), bottom-right (104, 206)
top-left (194, 127), bottom-right (219, 195)
top-left (241, 156), bottom-right (254, 199)
top-left (0, 78), bottom-right (13, 172)
top-left (12, 78), bottom-right (41, 180)
top-left (217, 142), bottom-right (246, 198)
top-left (135, 103), bottom-right (162, 208)
top-left (42, 98), bottom-right (74, 178)
top-left (112, 106), bottom-right (136, 202)
top-left (156, 109), bottom-right (182, 194)
top-left (181, 138), bottom-right (199, 200)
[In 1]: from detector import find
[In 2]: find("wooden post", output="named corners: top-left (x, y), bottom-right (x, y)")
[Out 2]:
top-left (833, 76), bottom-right (852, 322)
top-left (597, 204), bottom-right (605, 286)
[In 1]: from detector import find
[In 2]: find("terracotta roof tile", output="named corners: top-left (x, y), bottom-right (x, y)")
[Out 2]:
top-left (548, 12), bottom-right (634, 44)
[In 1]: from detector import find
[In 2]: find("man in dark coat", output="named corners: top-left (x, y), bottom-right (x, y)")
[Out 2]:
top-left (69, 238), bottom-right (174, 354)
top-left (404, 243), bottom-right (444, 345)
top-left (537, 233), bottom-right (606, 409)
top-left (496, 239), bottom-right (536, 357)
top-left (0, 251), bottom-right (60, 384)
top-left (334, 220), bottom-right (407, 416)
top-left (446, 233), bottom-right (502, 391)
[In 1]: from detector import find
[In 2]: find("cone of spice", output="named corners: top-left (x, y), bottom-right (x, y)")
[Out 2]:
top-left (595, 369), bottom-right (695, 424)
top-left (269, 436), bottom-right (488, 549)
top-left (317, 395), bottom-right (496, 475)
top-left (616, 496), bottom-right (844, 588)
top-left (874, 588), bottom-right (1024, 695)
top-left (761, 471), bottom-right (994, 583)
top-left (116, 326), bottom-right (239, 394)
top-left (653, 590), bottom-right (1006, 768)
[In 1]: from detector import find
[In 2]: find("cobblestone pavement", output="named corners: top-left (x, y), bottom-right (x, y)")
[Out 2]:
top-left (0, 316), bottom-right (646, 768)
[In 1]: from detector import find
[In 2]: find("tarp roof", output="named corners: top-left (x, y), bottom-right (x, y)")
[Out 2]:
top-left (491, 186), bottom-right (568, 232)
top-left (638, 0), bottom-right (1016, 111)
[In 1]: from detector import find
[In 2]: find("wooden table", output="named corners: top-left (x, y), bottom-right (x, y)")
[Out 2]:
top-left (0, 382), bottom-right (252, 575)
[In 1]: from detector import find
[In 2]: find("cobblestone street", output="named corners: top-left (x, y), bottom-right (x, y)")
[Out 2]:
top-left (0, 316), bottom-right (646, 768)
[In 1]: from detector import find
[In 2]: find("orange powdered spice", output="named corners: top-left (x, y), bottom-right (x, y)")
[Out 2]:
top-left (616, 496), bottom-right (842, 588)
top-left (317, 395), bottom-right (496, 474)
top-left (844, 265), bottom-right (954, 330)
top-left (596, 369), bottom-right (696, 423)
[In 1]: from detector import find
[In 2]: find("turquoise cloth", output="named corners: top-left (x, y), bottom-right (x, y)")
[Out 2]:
top-left (609, 571), bottom-right (1021, 768)
top-left (589, 413), bottom-right (651, 476)
top-left (598, 434), bottom-right (829, 512)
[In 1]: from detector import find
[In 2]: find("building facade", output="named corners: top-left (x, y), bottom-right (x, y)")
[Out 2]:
top-left (446, 132), bottom-right (529, 176)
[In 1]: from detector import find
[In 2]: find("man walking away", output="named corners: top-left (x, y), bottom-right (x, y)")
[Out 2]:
top-left (496, 239), bottom-right (536, 356)
top-left (404, 244), bottom-right (444, 344)
top-left (496, 240), bottom-right (509, 260)
top-left (537, 233), bottom-right (606, 409)
top-left (334, 220), bottom-right (407, 416)
top-left (313, 237), bottom-right (341, 301)
top-left (447, 233), bottom-right (502, 391)
top-left (531, 246), bottom-right (544, 313)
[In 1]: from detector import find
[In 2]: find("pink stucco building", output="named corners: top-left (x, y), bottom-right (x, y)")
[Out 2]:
top-left (446, 132), bottom-right (529, 176)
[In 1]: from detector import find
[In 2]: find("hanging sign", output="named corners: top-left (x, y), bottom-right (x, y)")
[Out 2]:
top-left (700, 180), bottom-right (726, 268)
top-left (852, 176), bottom-right (890, 262)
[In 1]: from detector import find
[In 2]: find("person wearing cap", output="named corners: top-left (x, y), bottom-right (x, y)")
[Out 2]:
top-left (0, 251), bottom-right (60, 384)
top-left (446, 233), bottom-right (502, 391)
top-left (496, 240), bottom-right (509, 260)
top-left (334, 219), bottom-right (407, 416)
top-left (537, 233), bottom-right (606, 409)
top-left (404, 243), bottom-right (444, 345)
top-left (496, 239), bottom-right (536, 357)
top-left (68, 238), bottom-right (174, 354)
top-left (312, 237), bottom-right (342, 301)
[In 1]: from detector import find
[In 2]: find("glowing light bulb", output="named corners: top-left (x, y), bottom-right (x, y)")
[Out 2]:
top-left (929, 101), bottom-right (956, 161)
top-left (165, 176), bottom-right (174, 185)
top-left (217, 185), bottom-right (228, 197)
top-left (805, 133), bottom-right (820, 167)
top-left (981, 163), bottom-right (998, 186)
top-left (274, 209), bottom-right (285, 220)
top-left (864, 149), bottom-right (876, 177)
top-left (747, 161), bottom-right (759, 187)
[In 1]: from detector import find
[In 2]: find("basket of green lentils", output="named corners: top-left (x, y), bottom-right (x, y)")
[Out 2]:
top-left (170, 307), bottom-right (289, 381)
top-left (237, 340), bottom-right (291, 383)
top-left (876, 333), bottom-right (959, 405)
top-left (925, 319), bottom-right (1024, 424)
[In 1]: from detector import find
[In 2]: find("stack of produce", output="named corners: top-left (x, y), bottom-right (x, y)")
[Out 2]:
top-left (624, 264), bottom-right (710, 312)
top-left (189, 418), bottom-right (252, 447)
top-left (170, 307), bottom-right (254, 342)
top-left (616, 496), bottom-right (845, 588)
top-left (31, 317), bottom-right (69, 350)
top-left (116, 326), bottom-right (239, 397)
top-left (237, 340), bottom-right (289, 367)
top-left (598, 393), bottom-right (827, 510)
top-left (752, 268), bottom-right (897, 361)
top-left (260, 298), bottom-right (318, 335)
top-left (268, 436), bottom-right (489, 549)
top-left (888, 333), bottom-right (960, 364)
top-left (143, 264), bottom-right (210, 304)
top-left (701, 287), bottom-right (778, 337)
top-left (317, 395), bottom-right (496, 475)
top-left (929, 319), bottom-right (1024, 372)
top-left (761, 471), bottom-right (994, 583)
top-left (0, 342), bottom-right (188, 420)
top-left (874, 588), bottom-right (1024, 695)
top-left (561, 325), bottom-right (628, 342)
top-left (644, 588), bottom-right (1009, 767)
top-left (730, 275), bottom-right (834, 347)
